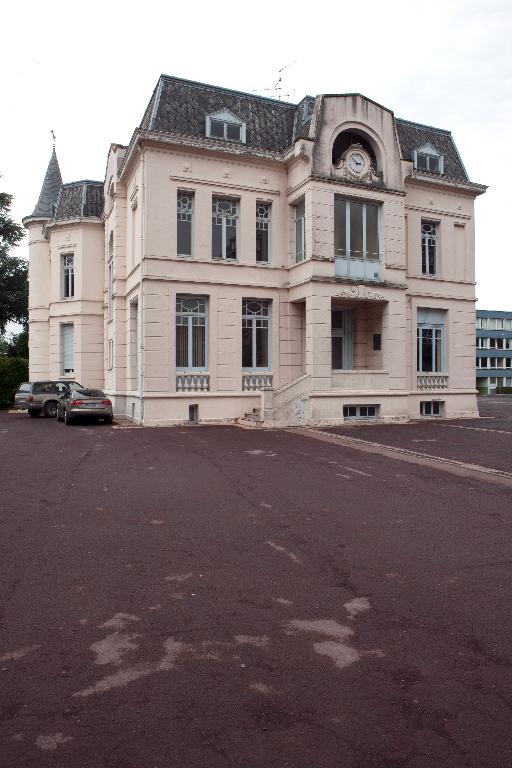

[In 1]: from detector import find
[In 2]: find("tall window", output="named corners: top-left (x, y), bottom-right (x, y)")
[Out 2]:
top-left (294, 200), bottom-right (305, 262)
top-left (212, 197), bottom-right (238, 260)
top-left (334, 198), bottom-right (379, 261)
top-left (331, 310), bottom-right (352, 370)
top-left (63, 254), bottom-right (74, 298)
top-left (421, 222), bottom-right (438, 275)
top-left (176, 296), bottom-right (207, 370)
top-left (417, 309), bottom-right (445, 373)
top-left (177, 191), bottom-right (193, 256)
top-left (108, 260), bottom-right (113, 321)
top-left (242, 300), bottom-right (270, 369)
top-left (61, 324), bottom-right (74, 375)
top-left (256, 202), bottom-right (270, 263)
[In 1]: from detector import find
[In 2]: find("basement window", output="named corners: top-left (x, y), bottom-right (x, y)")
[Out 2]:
top-left (420, 400), bottom-right (443, 416)
top-left (343, 404), bottom-right (378, 420)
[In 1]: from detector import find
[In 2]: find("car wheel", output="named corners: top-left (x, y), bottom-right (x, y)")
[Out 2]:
top-left (44, 401), bottom-right (58, 418)
top-left (64, 410), bottom-right (74, 426)
top-left (104, 415), bottom-right (113, 424)
top-left (28, 410), bottom-right (41, 417)
top-left (56, 407), bottom-right (63, 422)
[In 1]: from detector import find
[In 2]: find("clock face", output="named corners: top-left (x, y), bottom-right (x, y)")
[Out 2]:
top-left (348, 151), bottom-right (366, 174)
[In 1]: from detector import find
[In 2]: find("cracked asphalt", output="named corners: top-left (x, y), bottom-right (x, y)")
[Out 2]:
top-left (1, 398), bottom-right (512, 768)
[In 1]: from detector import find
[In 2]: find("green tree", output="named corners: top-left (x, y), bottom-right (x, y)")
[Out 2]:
top-left (0, 325), bottom-right (28, 358)
top-left (0, 188), bottom-right (27, 335)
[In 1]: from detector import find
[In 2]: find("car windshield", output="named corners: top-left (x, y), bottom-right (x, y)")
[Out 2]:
top-left (18, 383), bottom-right (30, 393)
top-left (75, 389), bottom-right (106, 398)
top-left (68, 382), bottom-right (83, 391)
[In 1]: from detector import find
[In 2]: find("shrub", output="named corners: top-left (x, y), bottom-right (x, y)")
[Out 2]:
top-left (0, 357), bottom-right (28, 407)
top-left (496, 387), bottom-right (512, 395)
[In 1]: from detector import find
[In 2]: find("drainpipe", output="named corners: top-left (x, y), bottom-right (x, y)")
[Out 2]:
top-left (140, 145), bottom-right (146, 423)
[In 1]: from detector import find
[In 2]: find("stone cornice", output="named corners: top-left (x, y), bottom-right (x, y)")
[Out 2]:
top-left (119, 128), bottom-right (286, 184)
top-left (406, 173), bottom-right (487, 197)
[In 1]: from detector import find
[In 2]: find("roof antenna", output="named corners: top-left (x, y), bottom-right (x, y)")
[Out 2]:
top-left (51, 129), bottom-right (56, 149)
top-left (252, 60), bottom-right (298, 100)
top-left (274, 60), bottom-right (297, 100)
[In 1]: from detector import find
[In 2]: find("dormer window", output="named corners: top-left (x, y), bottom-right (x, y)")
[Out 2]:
top-left (413, 144), bottom-right (444, 174)
top-left (206, 111), bottom-right (246, 143)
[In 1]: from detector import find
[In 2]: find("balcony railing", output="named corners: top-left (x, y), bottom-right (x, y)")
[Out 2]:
top-left (242, 373), bottom-right (273, 391)
top-left (335, 256), bottom-right (381, 282)
top-left (417, 373), bottom-right (448, 390)
top-left (176, 373), bottom-right (210, 392)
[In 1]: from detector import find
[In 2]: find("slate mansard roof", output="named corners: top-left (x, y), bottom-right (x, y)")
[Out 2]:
top-left (140, 75), bottom-right (299, 154)
top-left (53, 181), bottom-right (104, 220)
top-left (139, 75), bottom-right (470, 182)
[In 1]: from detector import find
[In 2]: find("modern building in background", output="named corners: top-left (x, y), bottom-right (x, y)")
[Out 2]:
top-left (476, 310), bottom-right (512, 393)
top-left (23, 75), bottom-right (486, 426)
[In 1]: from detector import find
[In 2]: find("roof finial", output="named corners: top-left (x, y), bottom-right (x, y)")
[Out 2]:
top-left (51, 129), bottom-right (56, 149)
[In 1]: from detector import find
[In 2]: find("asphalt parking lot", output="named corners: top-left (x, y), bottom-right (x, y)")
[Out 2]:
top-left (1, 400), bottom-right (512, 768)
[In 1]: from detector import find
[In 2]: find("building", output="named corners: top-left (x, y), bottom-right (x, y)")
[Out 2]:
top-left (23, 75), bottom-right (486, 426)
top-left (476, 310), bottom-right (512, 394)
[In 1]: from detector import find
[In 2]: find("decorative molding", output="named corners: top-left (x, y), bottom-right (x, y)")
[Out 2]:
top-left (168, 174), bottom-right (280, 196)
top-left (334, 285), bottom-right (387, 301)
top-left (130, 185), bottom-right (138, 202)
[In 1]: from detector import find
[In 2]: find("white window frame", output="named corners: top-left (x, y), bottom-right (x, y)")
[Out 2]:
top-left (334, 197), bottom-right (381, 262)
top-left (294, 200), bottom-right (305, 263)
top-left (417, 308), bottom-right (445, 373)
top-left (206, 111), bottom-right (246, 144)
top-left (343, 404), bottom-right (378, 420)
top-left (62, 253), bottom-right (74, 299)
top-left (242, 299), bottom-right (271, 371)
top-left (175, 296), bottom-right (208, 372)
top-left (421, 221), bottom-right (438, 276)
top-left (212, 197), bottom-right (239, 260)
top-left (256, 201), bottom-right (271, 264)
top-left (108, 259), bottom-right (113, 322)
top-left (108, 338), bottom-right (113, 370)
top-left (61, 323), bottom-right (74, 376)
top-left (177, 190), bottom-right (194, 257)
top-left (420, 400), bottom-right (443, 416)
top-left (413, 144), bottom-right (444, 174)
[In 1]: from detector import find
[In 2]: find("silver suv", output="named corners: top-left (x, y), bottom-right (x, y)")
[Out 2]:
top-left (24, 381), bottom-right (83, 418)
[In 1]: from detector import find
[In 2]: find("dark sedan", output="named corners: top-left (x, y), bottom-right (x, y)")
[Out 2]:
top-left (56, 388), bottom-right (113, 425)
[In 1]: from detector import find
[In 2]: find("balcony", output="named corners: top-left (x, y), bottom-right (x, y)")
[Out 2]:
top-left (335, 256), bottom-right (381, 282)
top-left (332, 369), bottom-right (389, 390)
top-left (176, 373), bottom-right (210, 392)
top-left (417, 374), bottom-right (448, 390)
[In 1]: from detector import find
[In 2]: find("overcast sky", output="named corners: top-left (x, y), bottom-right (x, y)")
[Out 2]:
top-left (2, 0), bottom-right (511, 310)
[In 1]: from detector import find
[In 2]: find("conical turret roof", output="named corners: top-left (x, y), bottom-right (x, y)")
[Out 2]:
top-left (31, 148), bottom-right (63, 218)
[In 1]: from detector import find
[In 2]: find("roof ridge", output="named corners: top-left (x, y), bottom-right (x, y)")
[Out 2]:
top-left (395, 117), bottom-right (452, 135)
top-left (158, 74), bottom-right (299, 108)
top-left (61, 179), bottom-right (103, 186)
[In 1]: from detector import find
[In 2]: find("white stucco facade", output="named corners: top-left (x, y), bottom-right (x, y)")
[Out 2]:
top-left (24, 78), bottom-right (486, 426)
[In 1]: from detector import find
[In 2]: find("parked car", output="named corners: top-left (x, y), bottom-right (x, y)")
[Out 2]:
top-left (22, 380), bottom-right (83, 418)
top-left (13, 382), bottom-right (31, 410)
top-left (56, 388), bottom-right (113, 425)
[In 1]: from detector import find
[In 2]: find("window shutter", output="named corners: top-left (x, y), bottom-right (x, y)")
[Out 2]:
top-left (62, 325), bottom-right (74, 374)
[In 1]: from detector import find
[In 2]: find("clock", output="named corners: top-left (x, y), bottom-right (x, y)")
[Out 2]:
top-left (347, 149), bottom-right (368, 175)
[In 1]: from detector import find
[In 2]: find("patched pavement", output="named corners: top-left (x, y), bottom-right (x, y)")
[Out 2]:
top-left (321, 396), bottom-right (512, 474)
top-left (1, 406), bottom-right (512, 767)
